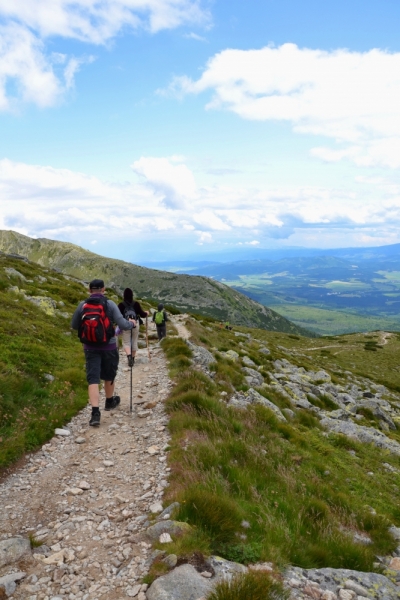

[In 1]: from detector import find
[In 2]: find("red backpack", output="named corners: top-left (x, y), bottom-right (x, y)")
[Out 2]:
top-left (78, 297), bottom-right (115, 345)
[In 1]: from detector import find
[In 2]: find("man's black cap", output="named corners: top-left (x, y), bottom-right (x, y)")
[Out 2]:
top-left (89, 279), bottom-right (105, 290)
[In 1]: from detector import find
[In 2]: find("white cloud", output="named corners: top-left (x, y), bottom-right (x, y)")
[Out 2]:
top-left (196, 231), bottom-right (213, 244)
top-left (184, 32), bottom-right (206, 42)
top-left (2, 157), bottom-right (400, 249)
top-left (171, 43), bottom-right (400, 168)
top-left (0, 23), bottom-right (65, 109)
top-left (0, 0), bottom-right (210, 41)
top-left (131, 156), bottom-right (196, 209)
top-left (0, 0), bottom-right (210, 109)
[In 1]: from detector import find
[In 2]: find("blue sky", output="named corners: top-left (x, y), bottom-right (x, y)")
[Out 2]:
top-left (1, 0), bottom-right (400, 262)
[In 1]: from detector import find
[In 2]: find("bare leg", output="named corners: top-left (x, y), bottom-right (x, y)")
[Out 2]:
top-left (104, 381), bottom-right (115, 398)
top-left (88, 384), bottom-right (100, 408)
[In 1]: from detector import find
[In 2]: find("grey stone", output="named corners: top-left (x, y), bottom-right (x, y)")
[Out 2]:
top-left (228, 388), bottom-right (286, 421)
top-left (55, 428), bottom-right (71, 436)
top-left (320, 416), bottom-right (400, 456)
top-left (224, 350), bottom-right (239, 361)
top-left (210, 556), bottom-right (247, 581)
top-left (4, 267), bottom-right (26, 280)
top-left (146, 564), bottom-right (213, 600)
top-left (358, 399), bottom-right (396, 430)
top-left (0, 537), bottom-right (31, 568)
top-left (285, 567), bottom-right (400, 599)
top-left (163, 554), bottom-right (178, 568)
top-left (157, 502), bottom-right (181, 521)
top-left (0, 571), bottom-right (26, 596)
top-left (389, 525), bottom-right (400, 541)
top-left (242, 367), bottom-right (263, 387)
top-left (311, 370), bottom-right (331, 383)
top-left (242, 355), bottom-right (256, 367)
top-left (282, 408), bottom-right (295, 419)
top-left (259, 347), bottom-right (270, 355)
top-left (146, 520), bottom-right (193, 542)
top-left (186, 341), bottom-right (215, 367)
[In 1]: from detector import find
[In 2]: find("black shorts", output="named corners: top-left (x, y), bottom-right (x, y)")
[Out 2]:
top-left (84, 349), bottom-right (119, 385)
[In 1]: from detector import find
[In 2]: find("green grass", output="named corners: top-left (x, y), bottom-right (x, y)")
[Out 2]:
top-left (207, 571), bottom-right (288, 600)
top-left (159, 318), bottom-right (400, 574)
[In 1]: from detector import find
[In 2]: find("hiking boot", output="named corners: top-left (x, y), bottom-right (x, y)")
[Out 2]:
top-left (128, 355), bottom-right (134, 368)
top-left (89, 411), bottom-right (101, 427)
top-left (105, 396), bottom-right (121, 411)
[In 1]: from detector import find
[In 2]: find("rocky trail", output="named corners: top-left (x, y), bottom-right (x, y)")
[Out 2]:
top-left (0, 326), bottom-right (172, 600)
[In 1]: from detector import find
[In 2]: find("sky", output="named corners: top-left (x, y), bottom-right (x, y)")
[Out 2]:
top-left (1, 0), bottom-right (400, 262)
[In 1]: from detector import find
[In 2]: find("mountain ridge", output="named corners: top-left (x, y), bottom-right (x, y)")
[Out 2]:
top-left (0, 230), bottom-right (315, 337)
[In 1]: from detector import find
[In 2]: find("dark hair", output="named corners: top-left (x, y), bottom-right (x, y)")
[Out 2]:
top-left (158, 303), bottom-right (164, 311)
top-left (123, 288), bottom-right (134, 302)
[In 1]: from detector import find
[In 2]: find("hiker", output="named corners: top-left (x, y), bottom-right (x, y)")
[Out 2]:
top-left (71, 279), bottom-right (136, 427)
top-left (118, 288), bottom-right (149, 367)
top-left (153, 303), bottom-right (168, 341)
top-left (225, 321), bottom-right (232, 330)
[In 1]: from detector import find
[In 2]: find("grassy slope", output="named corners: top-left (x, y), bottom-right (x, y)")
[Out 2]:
top-left (0, 254), bottom-right (91, 468)
top-left (149, 317), bottom-right (400, 582)
top-left (0, 230), bottom-right (314, 337)
top-left (268, 303), bottom-right (400, 336)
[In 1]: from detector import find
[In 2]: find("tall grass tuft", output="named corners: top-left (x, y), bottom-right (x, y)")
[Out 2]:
top-left (207, 572), bottom-right (289, 600)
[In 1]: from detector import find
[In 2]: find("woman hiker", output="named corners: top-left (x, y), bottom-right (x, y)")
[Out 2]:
top-left (118, 288), bottom-right (149, 367)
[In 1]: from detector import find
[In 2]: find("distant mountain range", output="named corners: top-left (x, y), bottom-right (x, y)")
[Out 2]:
top-left (0, 230), bottom-right (314, 337)
top-left (143, 243), bottom-right (400, 335)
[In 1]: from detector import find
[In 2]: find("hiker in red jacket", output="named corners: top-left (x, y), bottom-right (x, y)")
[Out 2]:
top-left (71, 279), bottom-right (135, 427)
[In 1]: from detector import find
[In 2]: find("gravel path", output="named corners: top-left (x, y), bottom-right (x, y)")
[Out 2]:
top-left (0, 340), bottom-right (172, 600)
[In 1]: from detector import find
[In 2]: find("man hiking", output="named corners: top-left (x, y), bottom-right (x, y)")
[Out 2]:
top-left (71, 279), bottom-right (135, 427)
top-left (118, 288), bottom-right (149, 367)
top-left (153, 303), bottom-right (168, 341)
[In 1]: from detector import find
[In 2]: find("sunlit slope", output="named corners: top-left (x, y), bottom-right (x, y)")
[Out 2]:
top-left (0, 252), bottom-right (90, 468)
top-left (0, 230), bottom-right (314, 336)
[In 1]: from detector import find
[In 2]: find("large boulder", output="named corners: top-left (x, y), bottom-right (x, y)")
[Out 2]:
top-left (0, 537), bottom-right (31, 568)
top-left (242, 367), bottom-right (264, 387)
top-left (285, 566), bottom-right (400, 600)
top-left (229, 388), bottom-right (286, 421)
top-left (146, 556), bottom-right (247, 600)
top-left (145, 520), bottom-right (193, 543)
top-left (146, 564), bottom-right (213, 600)
top-left (320, 417), bottom-right (400, 455)
top-left (186, 341), bottom-right (215, 370)
top-left (0, 572), bottom-right (26, 596)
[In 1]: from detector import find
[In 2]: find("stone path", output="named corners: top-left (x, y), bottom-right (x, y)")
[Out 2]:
top-left (0, 333), bottom-right (172, 600)
top-left (171, 315), bottom-right (191, 340)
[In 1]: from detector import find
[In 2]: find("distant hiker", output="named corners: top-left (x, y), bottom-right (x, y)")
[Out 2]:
top-left (71, 279), bottom-right (135, 427)
top-left (118, 288), bottom-right (149, 367)
top-left (153, 303), bottom-right (168, 341)
top-left (225, 321), bottom-right (232, 330)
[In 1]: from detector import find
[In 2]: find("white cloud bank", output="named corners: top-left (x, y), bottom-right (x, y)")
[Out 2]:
top-left (0, 0), bottom-right (209, 109)
top-left (170, 43), bottom-right (400, 168)
top-left (1, 157), bottom-right (400, 248)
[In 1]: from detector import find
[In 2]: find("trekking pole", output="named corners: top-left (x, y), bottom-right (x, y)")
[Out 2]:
top-left (146, 316), bottom-right (151, 362)
top-left (130, 327), bottom-right (133, 414)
